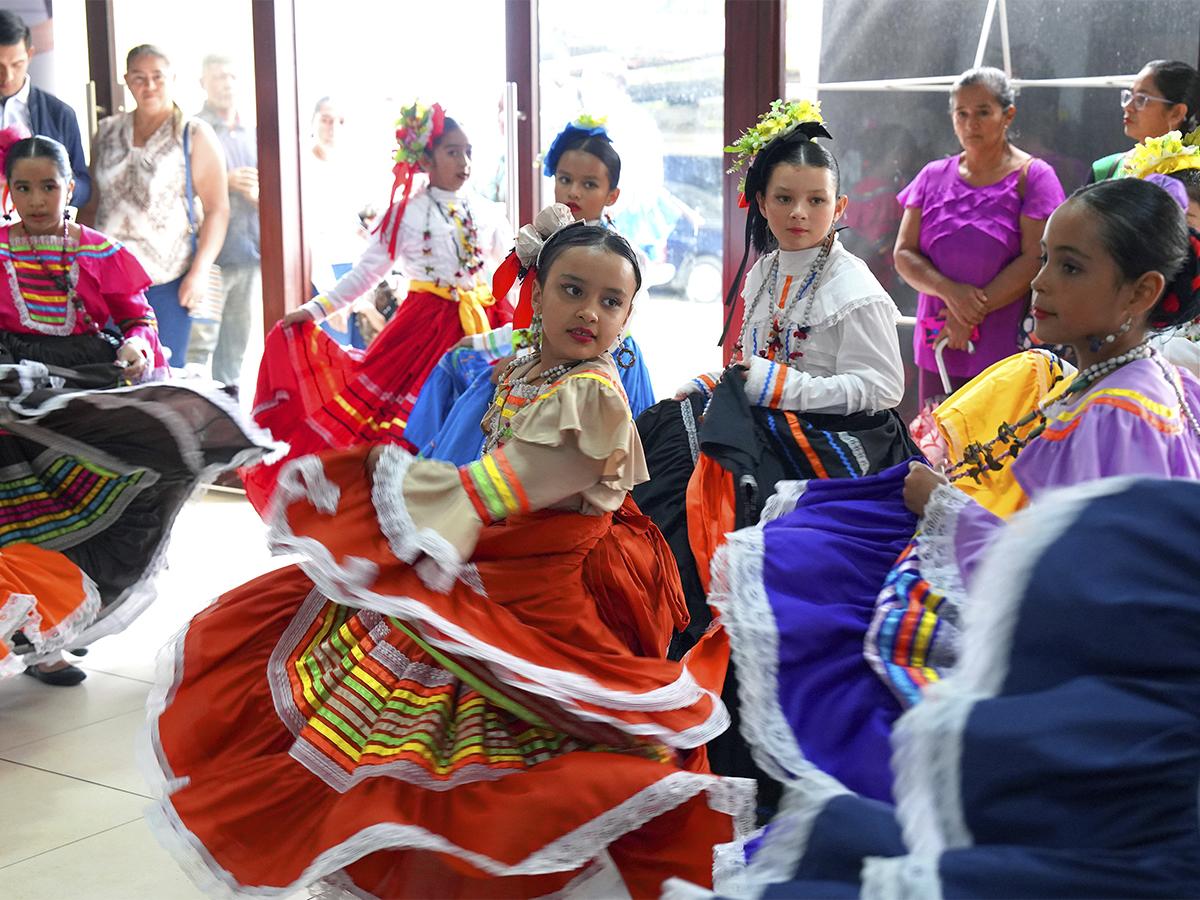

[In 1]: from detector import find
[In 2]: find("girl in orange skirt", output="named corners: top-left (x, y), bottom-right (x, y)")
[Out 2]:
top-left (144, 207), bottom-right (750, 898)
top-left (243, 102), bottom-right (512, 515)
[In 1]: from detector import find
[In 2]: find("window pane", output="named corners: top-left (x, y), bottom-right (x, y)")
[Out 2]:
top-left (787, 0), bottom-right (1200, 319)
top-left (540, 0), bottom-right (725, 397)
top-left (293, 1), bottom-right (510, 354)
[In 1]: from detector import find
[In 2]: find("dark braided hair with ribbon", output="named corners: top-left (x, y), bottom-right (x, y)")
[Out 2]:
top-left (719, 121), bottom-right (837, 347)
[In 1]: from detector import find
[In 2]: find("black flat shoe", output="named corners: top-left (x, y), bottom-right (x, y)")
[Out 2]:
top-left (67, 647), bottom-right (88, 657)
top-left (24, 664), bottom-right (87, 686)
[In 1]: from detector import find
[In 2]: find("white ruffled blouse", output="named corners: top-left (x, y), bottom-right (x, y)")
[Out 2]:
top-left (302, 185), bottom-right (511, 320)
top-left (738, 238), bottom-right (905, 415)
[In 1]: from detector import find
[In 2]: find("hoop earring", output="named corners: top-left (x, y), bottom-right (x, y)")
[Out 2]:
top-left (614, 341), bottom-right (637, 371)
top-left (1088, 316), bottom-right (1132, 353)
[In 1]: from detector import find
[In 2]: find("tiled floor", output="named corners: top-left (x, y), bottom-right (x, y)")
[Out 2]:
top-left (0, 490), bottom-right (313, 899)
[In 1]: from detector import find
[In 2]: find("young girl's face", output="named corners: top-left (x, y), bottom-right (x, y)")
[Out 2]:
top-left (1187, 199), bottom-right (1200, 232)
top-left (757, 163), bottom-right (847, 252)
top-left (554, 149), bottom-right (619, 223)
top-left (424, 127), bottom-right (472, 191)
top-left (9, 157), bottom-right (72, 235)
top-left (1029, 200), bottom-right (1161, 351)
top-left (532, 244), bottom-right (636, 367)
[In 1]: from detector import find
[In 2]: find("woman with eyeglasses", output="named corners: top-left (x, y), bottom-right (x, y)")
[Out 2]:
top-left (1091, 59), bottom-right (1200, 182)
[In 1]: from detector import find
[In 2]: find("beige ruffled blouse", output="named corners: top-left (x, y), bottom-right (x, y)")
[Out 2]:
top-left (371, 355), bottom-right (648, 581)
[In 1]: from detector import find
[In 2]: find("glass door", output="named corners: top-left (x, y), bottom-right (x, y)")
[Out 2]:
top-left (540, 0), bottom-right (726, 398)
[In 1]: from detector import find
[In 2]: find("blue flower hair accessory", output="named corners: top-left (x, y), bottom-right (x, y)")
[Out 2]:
top-left (542, 114), bottom-right (610, 177)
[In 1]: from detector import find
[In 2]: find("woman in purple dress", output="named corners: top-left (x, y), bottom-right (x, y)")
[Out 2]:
top-left (709, 177), bottom-right (1200, 813)
top-left (895, 67), bottom-right (1065, 406)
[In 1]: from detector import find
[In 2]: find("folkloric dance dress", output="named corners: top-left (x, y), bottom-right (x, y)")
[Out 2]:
top-left (0, 223), bottom-right (166, 374)
top-left (706, 348), bottom-right (1200, 859)
top-left (145, 353), bottom-right (752, 897)
top-left (626, 230), bottom-right (915, 819)
top-left (690, 476), bottom-right (1200, 899)
top-left (405, 215), bottom-right (657, 468)
top-left (652, 235), bottom-right (914, 663)
top-left (0, 226), bottom-right (276, 675)
top-left (244, 171), bottom-right (513, 514)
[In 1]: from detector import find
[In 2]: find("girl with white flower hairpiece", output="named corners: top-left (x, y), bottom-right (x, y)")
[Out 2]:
top-left (144, 203), bottom-right (753, 898)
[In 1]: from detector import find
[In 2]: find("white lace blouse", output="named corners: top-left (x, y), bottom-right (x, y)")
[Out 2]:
top-left (737, 238), bottom-right (905, 415)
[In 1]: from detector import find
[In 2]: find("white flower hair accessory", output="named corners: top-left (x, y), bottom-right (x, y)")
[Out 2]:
top-left (494, 203), bottom-right (584, 329)
top-left (514, 202), bottom-right (578, 267)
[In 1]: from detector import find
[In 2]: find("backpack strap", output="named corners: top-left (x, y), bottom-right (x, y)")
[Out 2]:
top-left (1017, 156), bottom-right (1036, 202)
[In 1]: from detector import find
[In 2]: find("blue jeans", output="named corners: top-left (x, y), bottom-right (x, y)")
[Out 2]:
top-left (145, 276), bottom-right (192, 366)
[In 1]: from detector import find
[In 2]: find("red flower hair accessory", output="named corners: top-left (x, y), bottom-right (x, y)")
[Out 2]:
top-left (1156, 232), bottom-right (1200, 325)
top-left (0, 124), bottom-right (30, 185)
top-left (374, 102), bottom-right (446, 257)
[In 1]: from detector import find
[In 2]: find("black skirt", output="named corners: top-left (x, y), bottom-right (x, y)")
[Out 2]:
top-left (0, 363), bottom-right (276, 648)
top-left (0, 329), bottom-right (124, 388)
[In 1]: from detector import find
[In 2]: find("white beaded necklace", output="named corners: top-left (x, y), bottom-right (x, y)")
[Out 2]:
top-left (735, 230), bottom-right (834, 362)
top-left (483, 353), bottom-right (579, 453)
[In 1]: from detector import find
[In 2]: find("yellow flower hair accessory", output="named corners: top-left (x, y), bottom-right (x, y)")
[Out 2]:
top-left (725, 99), bottom-right (827, 194)
top-left (1124, 129), bottom-right (1200, 179)
top-left (573, 113), bottom-right (608, 130)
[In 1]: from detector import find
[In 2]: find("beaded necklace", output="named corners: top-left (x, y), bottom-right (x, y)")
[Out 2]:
top-left (483, 353), bottom-right (580, 453)
top-left (421, 195), bottom-right (484, 285)
top-left (734, 230), bottom-right (834, 362)
top-left (946, 341), bottom-right (1200, 483)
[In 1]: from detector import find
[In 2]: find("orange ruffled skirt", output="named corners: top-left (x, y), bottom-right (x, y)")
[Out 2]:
top-left (0, 544), bottom-right (99, 676)
top-left (146, 446), bottom-right (747, 898)
top-left (244, 291), bottom-right (511, 516)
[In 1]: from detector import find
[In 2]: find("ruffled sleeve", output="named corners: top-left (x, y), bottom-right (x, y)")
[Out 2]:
top-left (370, 360), bottom-right (648, 590)
top-left (507, 365), bottom-right (649, 508)
top-left (740, 254), bottom-right (770, 308)
top-left (897, 160), bottom-right (937, 209)
top-left (75, 227), bottom-right (152, 295)
top-left (1019, 159), bottom-right (1065, 221)
top-left (917, 483), bottom-right (1004, 600)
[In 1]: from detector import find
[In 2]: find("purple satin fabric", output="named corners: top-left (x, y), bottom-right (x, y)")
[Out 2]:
top-left (759, 460), bottom-right (919, 801)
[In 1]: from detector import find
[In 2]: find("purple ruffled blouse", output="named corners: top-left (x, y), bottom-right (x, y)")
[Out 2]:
top-left (898, 156), bottom-right (1065, 378)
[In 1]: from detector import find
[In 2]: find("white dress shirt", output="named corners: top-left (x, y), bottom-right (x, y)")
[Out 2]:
top-left (1, 76), bottom-right (31, 133)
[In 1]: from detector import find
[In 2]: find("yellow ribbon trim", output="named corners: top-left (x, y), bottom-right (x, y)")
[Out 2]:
top-left (1048, 387), bottom-right (1176, 425)
top-left (409, 279), bottom-right (497, 337)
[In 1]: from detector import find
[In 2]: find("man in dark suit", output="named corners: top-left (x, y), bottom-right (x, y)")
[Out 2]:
top-left (0, 10), bottom-right (90, 207)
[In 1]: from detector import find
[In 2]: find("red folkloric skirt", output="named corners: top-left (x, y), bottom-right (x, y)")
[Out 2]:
top-left (147, 445), bottom-right (746, 898)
